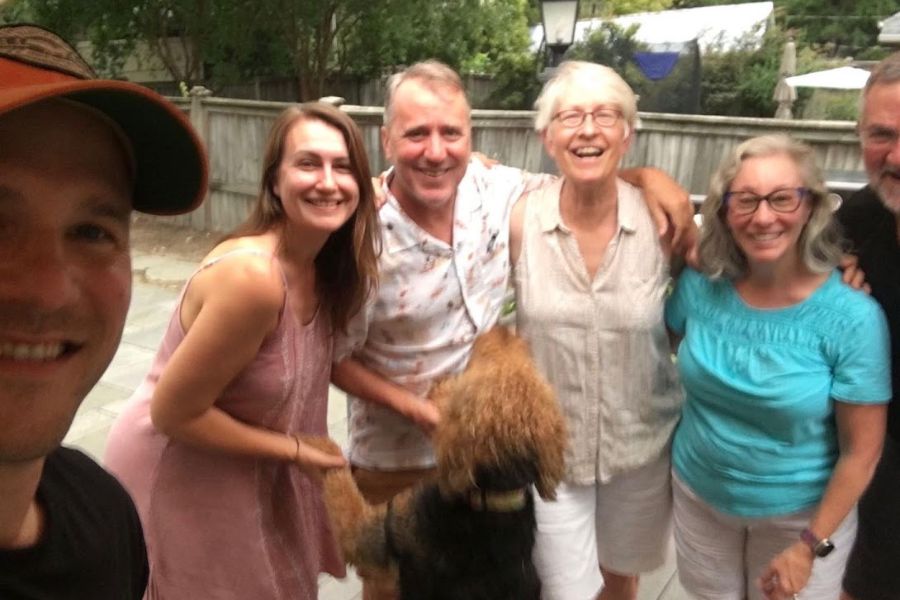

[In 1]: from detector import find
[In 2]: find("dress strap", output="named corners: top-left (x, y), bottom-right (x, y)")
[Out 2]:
top-left (198, 248), bottom-right (273, 270)
top-left (174, 247), bottom-right (289, 332)
top-left (196, 248), bottom-right (288, 288)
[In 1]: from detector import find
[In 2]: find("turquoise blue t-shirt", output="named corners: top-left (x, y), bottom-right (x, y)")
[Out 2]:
top-left (665, 268), bottom-right (891, 518)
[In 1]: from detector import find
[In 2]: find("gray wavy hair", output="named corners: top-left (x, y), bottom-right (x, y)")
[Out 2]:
top-left (698, 134), bottom-right (843, 279)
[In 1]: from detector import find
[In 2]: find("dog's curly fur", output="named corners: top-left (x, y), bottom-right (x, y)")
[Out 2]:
top-left (310, 326), bottom-right (567, 600)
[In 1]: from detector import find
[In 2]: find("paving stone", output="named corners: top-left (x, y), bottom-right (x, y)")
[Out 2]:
top-left (67, 250), bottom-right (693, 600)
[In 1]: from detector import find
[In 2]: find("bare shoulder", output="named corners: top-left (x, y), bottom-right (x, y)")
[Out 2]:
top-left (185, 236), bottom-right (285, 325)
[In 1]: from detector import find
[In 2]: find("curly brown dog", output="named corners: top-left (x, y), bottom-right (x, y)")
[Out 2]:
top-left (309, 326), bottom-right (567, 600)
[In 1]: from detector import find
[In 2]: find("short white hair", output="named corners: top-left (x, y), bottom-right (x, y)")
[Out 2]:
top-left (533, 60), bottom-right (638, 133)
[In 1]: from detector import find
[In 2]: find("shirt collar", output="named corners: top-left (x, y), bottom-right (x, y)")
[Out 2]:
top-left (380, 161), bottom-right (482, 254)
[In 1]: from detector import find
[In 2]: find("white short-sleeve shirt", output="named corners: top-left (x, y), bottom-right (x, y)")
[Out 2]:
top-left (335, 160), bottom-right (533, 469)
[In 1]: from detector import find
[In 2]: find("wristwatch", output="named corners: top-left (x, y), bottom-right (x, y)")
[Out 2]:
top-left (800, 528), bottom-right (835, 558)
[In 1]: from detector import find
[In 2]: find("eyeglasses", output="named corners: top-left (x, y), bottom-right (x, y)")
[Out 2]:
top-left (723, 187), bottom-right (809, 216)
top-left (553, 108), bottom-right (621, 129)
top-left (860, 126), bottom-right (900, 149)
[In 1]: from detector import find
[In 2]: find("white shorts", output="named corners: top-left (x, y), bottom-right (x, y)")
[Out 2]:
top-left (672, 473), bottom-right (857, 600)
top-left (533, 452), bottom-right (673, 600)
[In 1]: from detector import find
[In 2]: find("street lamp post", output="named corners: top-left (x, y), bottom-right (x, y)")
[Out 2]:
top-left (540, 0), bottom-right (580, 73)
top-left (539, 0), bottom-right (580, 173)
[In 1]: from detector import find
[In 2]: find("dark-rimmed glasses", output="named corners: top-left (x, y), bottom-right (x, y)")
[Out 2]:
top-left (723, 187), bottom-right (809, 216)
top-left (553, 108), bottom-right (621, 129)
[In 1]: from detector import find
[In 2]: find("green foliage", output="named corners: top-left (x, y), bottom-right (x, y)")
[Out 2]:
top-left (337, 0), bottom-right (534, 78)
top-left (800, 89), bottom-right (859, 121)
top-left (698, 25), bottom-right (784, 117)
top-left (483, 51), bottom-right (543, 109)
top-left (567, 21), bottom-right (644, 75)
top-left (580, 0), bottom-right (673, 16)
top-left (669, 0), bottom-right (735, 6)
top-left (7, 0), bottom-right (535, 101)
top-left (566, 22), bottom-right (702, 114)
top-left (780, 0), bottom-right (895, 58)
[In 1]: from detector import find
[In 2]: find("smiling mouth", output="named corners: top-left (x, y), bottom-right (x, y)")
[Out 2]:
top-left (571, 147), bottom-right (604, 158)
top-left (304, 198), bottom-right (346, 208)
top-left (417, 167), bottom-right (451, 178)
top-left (0, 341), bottom-right (75, 362)
top-left (749, 232), bottom-right (782, 242)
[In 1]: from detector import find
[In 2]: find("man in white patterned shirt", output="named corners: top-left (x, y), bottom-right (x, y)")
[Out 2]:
top-left (331, 60), bottom-right (692, 600)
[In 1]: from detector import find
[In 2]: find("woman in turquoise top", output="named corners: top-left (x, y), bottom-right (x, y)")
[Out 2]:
top-left (665, 134), bottom-right (890, 600)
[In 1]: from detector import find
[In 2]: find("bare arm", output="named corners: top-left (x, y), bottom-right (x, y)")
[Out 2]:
top-left (149, 256), bottom-right (346, 474)
top-left (332, 358), bottom-right (440, 434)
top-left (509, 194), bottom-right (527, 266)
top-left (620, 167), bottom-right (697, 255)
top-left (758, 402), bottom-right (886, 599)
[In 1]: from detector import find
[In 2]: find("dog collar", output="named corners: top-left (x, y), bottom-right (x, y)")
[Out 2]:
top-left (468, 488), bottom-right (528, 512)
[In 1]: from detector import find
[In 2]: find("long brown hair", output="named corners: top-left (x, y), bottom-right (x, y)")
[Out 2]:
top-left (229, 102), bottom-right (380, 332)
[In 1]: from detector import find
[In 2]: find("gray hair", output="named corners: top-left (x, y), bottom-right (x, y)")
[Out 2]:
top-left (698, 134), bottom-right (843, 279)
top-left (383, 60), bottom-right (469, 125)
top-left (859, 51), bottom-right (900, 118)
top-left (533, 60), bottom-right (638, 133)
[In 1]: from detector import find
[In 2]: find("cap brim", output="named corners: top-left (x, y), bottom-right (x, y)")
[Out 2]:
top-left (0, 79), bottom-right (207, 216)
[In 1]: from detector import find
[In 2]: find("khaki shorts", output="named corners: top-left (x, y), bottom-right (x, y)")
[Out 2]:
top-left (673, 473), bottom-right (856, 600)
top-left (532, 451), bottom-right (673, 600)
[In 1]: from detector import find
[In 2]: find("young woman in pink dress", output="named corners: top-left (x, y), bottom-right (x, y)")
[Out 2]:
top-left (104, 102), bottom-right (380, 599)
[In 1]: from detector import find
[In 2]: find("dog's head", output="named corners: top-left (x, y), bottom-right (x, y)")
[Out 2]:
top-left (430, 326), bottom-right (567, 501)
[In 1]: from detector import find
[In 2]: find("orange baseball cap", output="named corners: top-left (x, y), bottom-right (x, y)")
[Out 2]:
top-left (0, 23), bottom-right (208, 215)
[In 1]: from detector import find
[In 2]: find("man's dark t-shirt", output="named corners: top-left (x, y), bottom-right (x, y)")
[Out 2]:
top-left (836, 185), bottom-right (900, 443)
top-left (0, 446), bottom-right (148, 599)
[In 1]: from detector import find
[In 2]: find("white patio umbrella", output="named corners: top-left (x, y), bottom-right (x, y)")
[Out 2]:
top-left (785, 66), bottom-right (871, 90)
top-left (773, 38), bottom-right (797, 118)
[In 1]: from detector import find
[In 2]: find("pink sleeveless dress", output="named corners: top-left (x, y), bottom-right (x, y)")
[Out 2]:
top-left (104, 250), bottom-right (344, 600)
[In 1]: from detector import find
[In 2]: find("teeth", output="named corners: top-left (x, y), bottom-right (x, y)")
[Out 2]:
top-left (307, 199), bottom-right (342, 207)
top-left (752, 233), bottom-right (781, 241)
top-left (0, 342), bottom-right (66, 361)
top-left (573, 148), bottom-right (603, 157)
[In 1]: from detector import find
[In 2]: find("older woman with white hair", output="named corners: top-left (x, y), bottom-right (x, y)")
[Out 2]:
top-left (665, 134), bottom-right (890, 600)
top-left (510, 60), bottom-right (683, 600)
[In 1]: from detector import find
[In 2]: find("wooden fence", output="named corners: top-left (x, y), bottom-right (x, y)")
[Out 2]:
top-left (155, 92), bottom-right (864, 232)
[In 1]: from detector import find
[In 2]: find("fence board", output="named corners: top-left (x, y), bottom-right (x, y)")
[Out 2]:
top-left (150, 96), bottom-right (863, 232)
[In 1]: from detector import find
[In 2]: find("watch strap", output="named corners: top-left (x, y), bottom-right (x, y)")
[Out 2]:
top-left (800, 527), bottom-right (834, 557)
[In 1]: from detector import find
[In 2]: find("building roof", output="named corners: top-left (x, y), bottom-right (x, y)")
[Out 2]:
top-left (530, 1), bottom-right (773, 53)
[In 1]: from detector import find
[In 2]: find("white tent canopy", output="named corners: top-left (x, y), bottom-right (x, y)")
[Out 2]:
top-left (530, 1), bottom-right (773, 53)
top-left (785, 66), bottom-right (870, 90)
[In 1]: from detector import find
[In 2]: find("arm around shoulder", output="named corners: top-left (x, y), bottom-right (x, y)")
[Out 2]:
top-left (620, 166), bottom-right (697, 253)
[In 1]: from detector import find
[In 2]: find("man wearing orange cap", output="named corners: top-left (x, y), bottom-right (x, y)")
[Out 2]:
top-left (0, 24), bottom-right (206, 598)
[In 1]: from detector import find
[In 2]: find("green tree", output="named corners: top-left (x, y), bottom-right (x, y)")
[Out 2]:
top-left (580, 0), bottom-right (673, 16)
top-left (780, 0), bottom-right (895, 59)
top-left (672, 0), bottom-right (894, 59)
top-left (3, 0), bottom-right (536, 101)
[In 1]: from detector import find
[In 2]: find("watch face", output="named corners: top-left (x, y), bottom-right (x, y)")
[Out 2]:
top-left (815, 539), bottom-right (835, 558)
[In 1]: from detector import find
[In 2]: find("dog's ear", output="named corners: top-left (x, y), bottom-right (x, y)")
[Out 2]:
top-left (529, 382), bottom-right (568, 501)
top-left (433, 384), bottom-right (478, 496)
